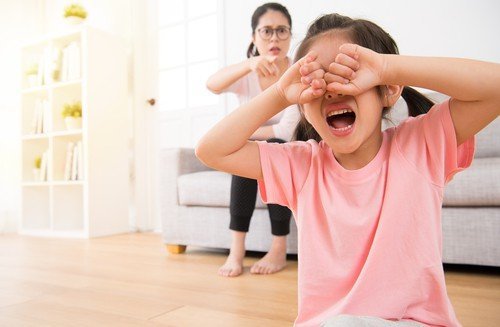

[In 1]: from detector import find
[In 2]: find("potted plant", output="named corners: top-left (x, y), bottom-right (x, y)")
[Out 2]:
top-left (33, 156), bottom-right (42, 181)
top-left (62, 101), bottom-right (82, 130)
top-left (63, 3), bottom-right (87, 25)
top-left (25, 63), bottom-right (38, 88)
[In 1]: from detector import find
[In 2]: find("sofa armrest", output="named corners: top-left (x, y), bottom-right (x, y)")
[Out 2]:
top-left (160, 148), bottom-right (212, 207)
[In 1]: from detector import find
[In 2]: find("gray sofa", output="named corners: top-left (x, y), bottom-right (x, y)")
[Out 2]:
top-left (160, 94), bottom-right (500, 266)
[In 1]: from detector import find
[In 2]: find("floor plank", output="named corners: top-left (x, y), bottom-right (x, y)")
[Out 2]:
top-left (0, 233), bottom-right (498, 326)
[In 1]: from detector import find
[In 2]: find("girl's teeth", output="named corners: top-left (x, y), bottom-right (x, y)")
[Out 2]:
top-left (327, 109), bottom-right (353, 117)
top-left (332, 124), bottom-right (353, 131)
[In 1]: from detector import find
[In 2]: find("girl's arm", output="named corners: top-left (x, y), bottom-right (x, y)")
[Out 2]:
top-left (206, 56), bottom-right (279, 94)
top-left (250, 125), bottom-right (275, 141)
top-left (197, 53), bottom-right (325, 179)
top-left (385, 56), bottom-right (500, 145)
top-left (325, 44), bottom-right (500, 145)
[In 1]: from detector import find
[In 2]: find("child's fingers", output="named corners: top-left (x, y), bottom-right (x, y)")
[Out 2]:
top-left (301, 69), bottom-right (325, 85)
top-left (338, 43), bottom-right (360, 59)
top-left (328, 62), bottom-right (356, 80)
top-left (324, 72), bottom-right (350, 85)
top-left (301, 85), bottom-right (325, 103)
top-left (326, 81), bottom-right (359, 96)
top-left (299, 61), bottom-right (322, 76)
top-left (335, 53), bottom-right (359, 71)
top-left (311, 78), bottom-right (326, 91)
top-left (297, 50), bottom-right (319, 67)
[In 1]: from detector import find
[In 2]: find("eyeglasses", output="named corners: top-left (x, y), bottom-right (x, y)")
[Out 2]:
top-left (257, 26), bottom-right (291, 40)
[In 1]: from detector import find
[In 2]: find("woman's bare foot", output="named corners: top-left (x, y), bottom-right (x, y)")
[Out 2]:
top-left (251, 235), bottom-right (287, 274)
top-left (219, 231), bottom-right (246, 277)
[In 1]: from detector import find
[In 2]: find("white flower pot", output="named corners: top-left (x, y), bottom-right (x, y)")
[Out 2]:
top-left (65, 16), bottom-right (84, 25)
top-left (27, 74), bottom-right (38, 88)
top-left (65, 117), bottom-right (82, 130)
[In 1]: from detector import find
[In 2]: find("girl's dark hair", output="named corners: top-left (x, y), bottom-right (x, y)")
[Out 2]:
top-left (247, 3), bottom-right (292, 58)
top-left (293, 13), bottom-right (434, 142)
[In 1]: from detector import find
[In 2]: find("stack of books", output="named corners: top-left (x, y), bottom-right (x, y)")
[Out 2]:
top-left (64, 141), bottom-right (84, 181)
top-left (30, 98), bottom-right (50, 134)
top-left (60, 41), bottom-right (81, 82)
top-left (34, 42), bottom-right (81, 86)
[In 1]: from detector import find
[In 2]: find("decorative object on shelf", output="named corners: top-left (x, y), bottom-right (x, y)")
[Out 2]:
top-left (25, 63), bottom-right (39, 88)
top-left (63, 3), bottom-right (87, 25)
top-left (62, 101), bottom-right (82, 130)
top-left (33, 156), bottom-right (42, 181)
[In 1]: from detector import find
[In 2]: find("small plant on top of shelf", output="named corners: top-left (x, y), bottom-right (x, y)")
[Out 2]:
top-left (25, 63), bottom-right (38, 88)
top-left (62, 101), bottom-right (82, 130)
top-left (64, 3), bottom-right (87, 25)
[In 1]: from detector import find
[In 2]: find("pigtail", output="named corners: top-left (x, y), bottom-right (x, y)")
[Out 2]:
top-left (401, 86), bottom-right (434, 117)
top-left (246, 42), bottom-right (259, 58)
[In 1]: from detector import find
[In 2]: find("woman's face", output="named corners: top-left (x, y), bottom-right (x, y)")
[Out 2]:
top-left (252, 10), bottom-right (291, 59)
top-left (303, 34), bottom-right (385, 156)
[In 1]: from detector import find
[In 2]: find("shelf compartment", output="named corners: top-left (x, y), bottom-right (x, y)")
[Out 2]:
top-left (21, 91), bottom-right (50, 136)
top-left (52, 82), bottom-right (82, 133)
top-left (52, 134), bottom-right (83, 182)
top-left (52, 184), bottom-right (84, 231)
top-left (22, 138), bottom-right (50, 183)
top-left (22, 186), bottom-right (50, 230)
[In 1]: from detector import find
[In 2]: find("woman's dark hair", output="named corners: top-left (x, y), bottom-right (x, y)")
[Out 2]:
top-left (247, 3), bottom-right (292, 58)
top-left (292, 13), bottom-right (434, 142)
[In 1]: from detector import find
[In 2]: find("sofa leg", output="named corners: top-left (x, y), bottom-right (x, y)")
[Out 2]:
top-left (166, 244), bottom-right (187, 254)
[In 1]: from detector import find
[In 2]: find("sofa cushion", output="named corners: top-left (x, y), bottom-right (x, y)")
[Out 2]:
top-left (177, 171), bottom-right (267, 208)
top-left (444, 157), bottom-right (500, 206)
top-left (178, 157), bottom-right (500, 208)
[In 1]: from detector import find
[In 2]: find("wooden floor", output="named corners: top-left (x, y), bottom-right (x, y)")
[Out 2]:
top-left (0, 233), bottom-right (498, 326)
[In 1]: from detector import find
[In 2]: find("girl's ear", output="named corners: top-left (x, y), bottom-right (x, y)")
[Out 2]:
top-left (384, 85), bottom-right (403, 107)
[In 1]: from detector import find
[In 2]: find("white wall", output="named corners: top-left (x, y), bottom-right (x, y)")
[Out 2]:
top-left (0, 0), bottom-right (43, 233)
top-left (224, 0), bottom-right (500, 109)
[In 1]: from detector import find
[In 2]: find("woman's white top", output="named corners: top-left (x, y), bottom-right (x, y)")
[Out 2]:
top-left (225, 63), bottom-right (300, 142)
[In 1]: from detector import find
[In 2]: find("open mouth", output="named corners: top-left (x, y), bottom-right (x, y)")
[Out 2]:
top-left (326, 109), bottom-right (356, 131)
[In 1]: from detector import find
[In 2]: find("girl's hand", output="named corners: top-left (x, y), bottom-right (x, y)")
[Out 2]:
top-left (248, 55), bottom-right (280, 77)
top-left (276, 51), bottom-right (326, 105)
top-left (325, 43), bottom-right (386, 95)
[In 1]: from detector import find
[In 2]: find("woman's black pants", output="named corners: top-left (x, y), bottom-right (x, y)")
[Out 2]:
top-left (229, 138), bottom-right (291, 236)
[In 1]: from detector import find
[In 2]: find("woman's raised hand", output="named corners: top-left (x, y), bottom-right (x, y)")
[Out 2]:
top-left (249, 55), bottom-right (280, 77)
top-left (276, 51), bottom-right (326, 105)
top-left (325, 43), bottom-right (386, 96)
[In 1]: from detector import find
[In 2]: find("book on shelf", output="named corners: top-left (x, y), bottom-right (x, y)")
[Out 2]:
top-left (39, 151), bottom-right (48, 182)
top-left (77, 141), bottom-right (84, 180)
top-left (64, 141), bottom-right (84, 181)
top-left (60, 42), bottom-right (81, 82)
top-left (71, 142), bottom-right (78, 181)
top-left (63, 142), bottom-right (74, 181)
top-left (30, 99), bottom-right (49, 134)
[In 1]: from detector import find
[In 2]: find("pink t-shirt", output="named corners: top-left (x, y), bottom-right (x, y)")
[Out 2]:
top-left (257, 100), bottom-right (475, 327)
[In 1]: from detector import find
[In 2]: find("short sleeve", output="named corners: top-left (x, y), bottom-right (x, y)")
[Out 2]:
top-left (257, 141), bottom-right (312, 210)
top-left (395, 99), bottom-right (476, 186)
top-left (272, 105), bottom-right (301, 141)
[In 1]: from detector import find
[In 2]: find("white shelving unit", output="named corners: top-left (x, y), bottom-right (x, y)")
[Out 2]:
top-left (20, 26), bottom-right (129, 238)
